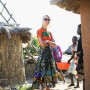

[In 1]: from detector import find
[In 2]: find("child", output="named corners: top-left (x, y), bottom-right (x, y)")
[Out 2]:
top-left (67, 36), bottom-right (79, 88)
top-left (52, 45), bottom-right (65, 83)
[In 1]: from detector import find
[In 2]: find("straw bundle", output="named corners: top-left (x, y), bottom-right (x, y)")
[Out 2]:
top-left (0, 24), bottom-right (31, 86)
top-left (50, 0), bottom-right (80, 14)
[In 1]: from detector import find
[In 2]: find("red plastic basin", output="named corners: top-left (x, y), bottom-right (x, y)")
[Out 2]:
top-left (56, 62), bottom-right (70, 70)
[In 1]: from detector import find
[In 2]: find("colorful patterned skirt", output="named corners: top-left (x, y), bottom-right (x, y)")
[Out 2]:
top-left (31, 46), bottom-right (56, 89)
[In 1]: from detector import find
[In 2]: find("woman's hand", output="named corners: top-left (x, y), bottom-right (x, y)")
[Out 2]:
top-left (48, 41), bottom-right (56, 47)
top-left (45, 40), bottom-right (56, 48)
top-left (45, 40), bottom-right (49, 44)
top-left (38, 37), bottom-right (50, 47)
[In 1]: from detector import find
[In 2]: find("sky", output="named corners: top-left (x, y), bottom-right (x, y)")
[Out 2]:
top-left (0, 0), bottom-right (81, 51)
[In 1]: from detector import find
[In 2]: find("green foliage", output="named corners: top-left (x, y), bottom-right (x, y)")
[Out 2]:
top-left (19, 86), bottom-right (32, 90)
top-left (23, 35), bottom-right (39, 59)
top-left (15, 84), bottom-right (32, 90)
top-left (31, 35), bottom-right (39, 47)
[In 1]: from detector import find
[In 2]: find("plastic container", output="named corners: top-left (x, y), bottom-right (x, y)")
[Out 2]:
top-left (56, 62), bottom-right (70, 70)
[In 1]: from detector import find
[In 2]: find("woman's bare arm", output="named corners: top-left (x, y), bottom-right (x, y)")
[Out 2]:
top-left (38, 36), bottom-right (49, 47)
top-left (38, 36), bottom-right (56, 48)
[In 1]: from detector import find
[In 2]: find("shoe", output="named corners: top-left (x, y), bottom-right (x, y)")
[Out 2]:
top-left (74, 86), bottom-right (80, 88)
top-left (68, 84), bottom-right (75, 87)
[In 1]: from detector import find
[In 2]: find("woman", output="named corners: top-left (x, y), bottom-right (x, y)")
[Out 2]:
top-left (32, 15), bottom-right (56, 90)
top-left (67, 36), bottom-right (80, 88)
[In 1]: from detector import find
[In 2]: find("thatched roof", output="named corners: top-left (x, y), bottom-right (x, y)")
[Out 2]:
top-left (50, 0), bottom-right (80, 14)
top-left (0, 22), bottom-right (32, 43)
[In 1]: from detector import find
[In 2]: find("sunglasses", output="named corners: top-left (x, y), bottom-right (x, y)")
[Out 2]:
top-left (43, 18), bottom-right (50, 21)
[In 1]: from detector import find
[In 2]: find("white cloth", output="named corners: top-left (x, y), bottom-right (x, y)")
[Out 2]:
top-left (71, 43), bottom-right (77, 52)
top-left (68, 60), bottom-right (77, 75)
top-left (68, 43), bottom-right (78, 75)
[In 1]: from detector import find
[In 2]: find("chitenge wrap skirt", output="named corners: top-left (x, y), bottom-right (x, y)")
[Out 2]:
top-left (32, 46), bottom-right (56, 89)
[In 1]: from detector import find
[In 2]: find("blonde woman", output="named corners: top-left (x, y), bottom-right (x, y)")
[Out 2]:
top-left (32, 15), bottom-right (56, 90)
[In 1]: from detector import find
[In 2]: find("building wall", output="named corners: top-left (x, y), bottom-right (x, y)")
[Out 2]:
top-left (81, 0), bottom-right (90, 90)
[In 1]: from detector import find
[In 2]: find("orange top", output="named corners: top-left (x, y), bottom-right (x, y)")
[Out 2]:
top-left (37, 27), bottom-right (53, 41)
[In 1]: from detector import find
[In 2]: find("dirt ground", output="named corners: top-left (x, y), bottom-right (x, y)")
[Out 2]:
top-left (27, 76), bottom-right (83, 90)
